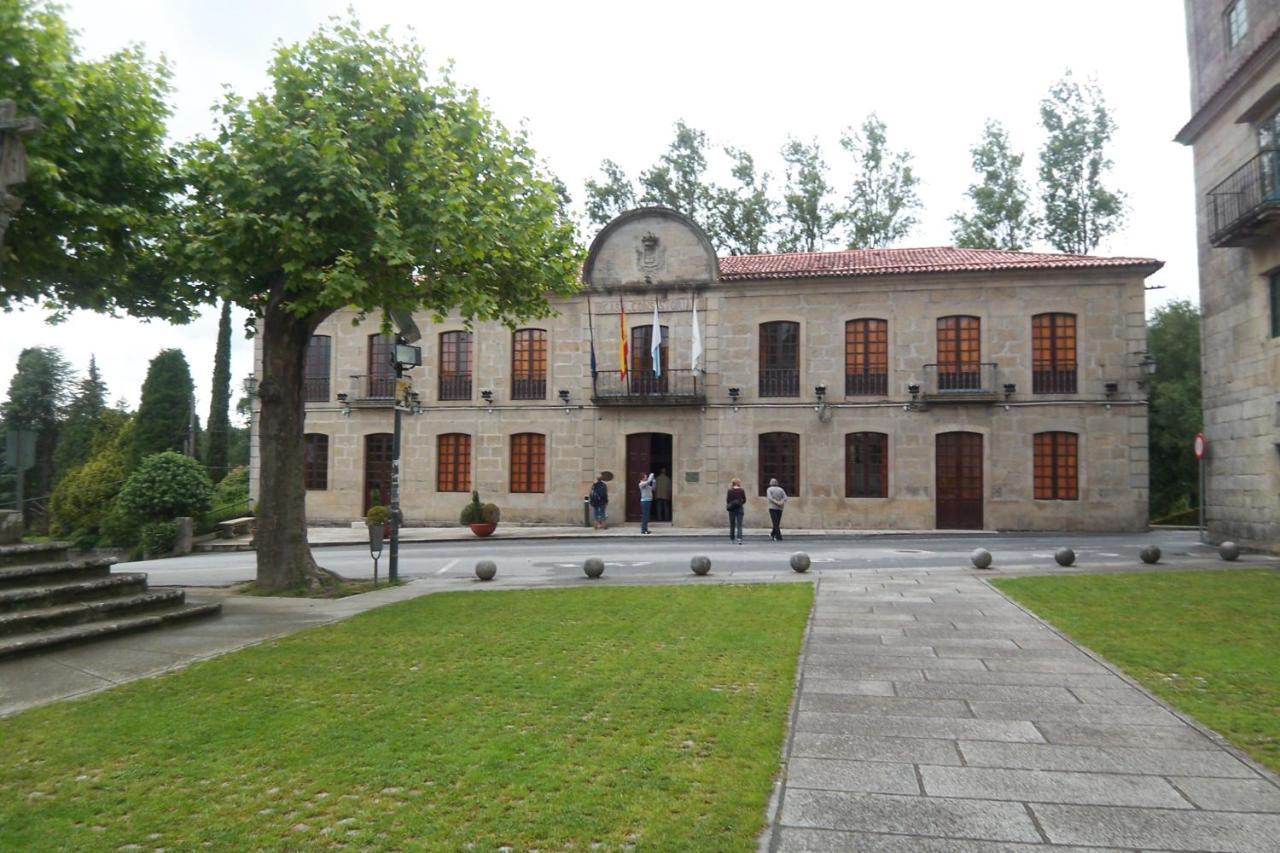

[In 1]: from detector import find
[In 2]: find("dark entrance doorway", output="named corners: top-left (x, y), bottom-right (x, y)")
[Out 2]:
top-left (625, 432), bottom-right (673, 522)
top-left (936, 431), bottom-right (983, 529)
top-left (363, 433), bottom-right (393, 515)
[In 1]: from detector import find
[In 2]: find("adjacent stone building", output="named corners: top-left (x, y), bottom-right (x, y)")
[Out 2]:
top-left (1177, 0), bottom-right (1280, 549)
top-left (252, 207), bottom-right (1160, 531)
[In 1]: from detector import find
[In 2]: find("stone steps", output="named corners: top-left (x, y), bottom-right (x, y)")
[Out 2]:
top-left (0, 537), bottom-right (221, 660)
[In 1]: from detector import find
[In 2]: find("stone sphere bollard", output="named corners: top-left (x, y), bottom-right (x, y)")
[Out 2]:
top-left (1140, 545), bottom-right (1161, 564)
top-left (1219, 541), bottom-right (1240, 562)
top-left (971, 548), bottom-right (992, 570)
top-left (1054, 547), bottom-right (1076, 567)
top-left (583, 556), bottom-right (605, 578)
top-left (790, 552), bottom-right (811, 573)
top-left (475, 559), bottom-right (497, 581)
top-left (690, 555), bottom-right (711, 576)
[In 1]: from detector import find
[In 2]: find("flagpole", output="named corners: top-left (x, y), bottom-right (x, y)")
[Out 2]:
top-left (585, 289), bottom-right (598, 396)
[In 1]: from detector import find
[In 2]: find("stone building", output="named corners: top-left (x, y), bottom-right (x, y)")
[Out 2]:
top-left (252, 208), bottom-right (1160, 531)
top-left (1177, 0), bottom-right (1280, 549)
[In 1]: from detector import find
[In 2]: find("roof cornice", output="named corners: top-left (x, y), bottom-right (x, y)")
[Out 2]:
top-left (1176, 22), bottom-right (1280, 145)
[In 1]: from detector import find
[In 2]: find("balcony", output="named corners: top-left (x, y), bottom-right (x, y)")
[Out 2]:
top-left (439, 375), bottom-right (472, 402)
top-left (511, 377), bottom-right (546, 401)
top-left (348, 373), bottom-right (396, 406)
top-left (759, 368), bottom-right (800, 398)
top-left (592, 370), bottom-right (706, 405)
top-left (1032, 368), bottom-right (1077, 395)
top-left (303, 378), bottom-right (330, 402)
top-left (922, 363), bottom-right (1000, 401)
top-left (1208, 149), bottom-right (1280, 246)
top-left (845, 372), bottom-right (888, 396)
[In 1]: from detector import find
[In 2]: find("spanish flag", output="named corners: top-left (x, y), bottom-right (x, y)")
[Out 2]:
top-left (619, 298), bottom-right (629, 380)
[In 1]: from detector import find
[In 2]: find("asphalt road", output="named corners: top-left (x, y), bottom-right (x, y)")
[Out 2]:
top-left (124, 530), bottom-right (1262, 587)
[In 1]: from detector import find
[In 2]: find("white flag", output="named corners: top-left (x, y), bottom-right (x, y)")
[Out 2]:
top-left (651, 301), bottom-right (662, 376)
top-left (691, 301), bottom-right (703, 372)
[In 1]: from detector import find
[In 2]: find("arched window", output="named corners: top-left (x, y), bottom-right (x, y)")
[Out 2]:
top-left (367, 333), bottom-right (396, 399)
top-left (304, 335), bottom-right (331, 402)
top-left (439, 331), bottom-right (473, 401)
top-left (845, 319), bottom-right (888, 396)
top-left (1032, 313), bottom-right (1077, 394)
top-left (437, 433), bottom-right (472, 492)
top-left (303, 433), bottom-right (328, 490)
top-left (759, 321), bottom-right (800, 397)
top-left (759, 432), bottom-right (800, 496)
top-left (510, 433), bottom-right (546, 493)
top-left (512, 329), bottom-right (547, 400)
top-left (1034, 431), bottom-right (1079, 500)
top-left (936, 316), bottom-right (981, 391)
top-left (846, 432), bottom-right (888, 498)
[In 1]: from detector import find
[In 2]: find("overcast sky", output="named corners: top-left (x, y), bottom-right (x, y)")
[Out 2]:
top-left (2, 0), bottom-right (1197, 418)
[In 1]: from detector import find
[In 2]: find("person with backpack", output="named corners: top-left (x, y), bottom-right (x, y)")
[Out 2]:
top-left (589, 474), bottom-right (609, 530)
top-left (726, 477), bottom-right (747, 544)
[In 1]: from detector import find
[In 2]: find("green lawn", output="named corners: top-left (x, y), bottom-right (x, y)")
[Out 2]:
top-left (0, 584), bottom-right (812, 850)
top-left (992, 569), bottom-right (1280, 773)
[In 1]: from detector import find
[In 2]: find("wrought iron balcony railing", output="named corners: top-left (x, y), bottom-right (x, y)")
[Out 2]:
top-left (592, 370), bottom-right (705, 405)
top-left (922, 363), bottom-right (999, 399)
top-left (303, 378), bottom-right (330, 402)
top-left (438, 375), bottom-right (472, 401)
top-left (1032, 368), bottom-right (1077, 395)
top-left (845, 372), bottom-right (888, 396)
top-left (350, 373), bottom-right (397, 401)
top-left (511, 377), bottom-right (546, 401)
top-left (759, 368), bottom-right (800, 398)
top-left (1207, 148), bottom-right (1280, 246)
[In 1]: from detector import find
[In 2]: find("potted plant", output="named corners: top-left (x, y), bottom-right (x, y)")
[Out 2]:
top-left (460, 490), bottom-right (500, 537)
top-left (366, 505), bottom-right (391, 538)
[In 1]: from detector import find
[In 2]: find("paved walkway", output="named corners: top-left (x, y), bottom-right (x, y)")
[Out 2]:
top-left (764, 570), bottom-right (1280, 852)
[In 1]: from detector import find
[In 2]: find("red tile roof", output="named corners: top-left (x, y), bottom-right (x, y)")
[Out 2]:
top-left (717, 246), bottom-right (1162, 281)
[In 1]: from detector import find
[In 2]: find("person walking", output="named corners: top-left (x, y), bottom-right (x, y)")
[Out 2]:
top-left (655, 468), bottom-right (672, 521)
top-left (638, 471), bottom-right (655, 534)
top-left (726, 477), bottom-right (746, 544)
top-left (589, 474), bottom-right (609, 530)
top-left (766, 477), bottom-right (788, 541)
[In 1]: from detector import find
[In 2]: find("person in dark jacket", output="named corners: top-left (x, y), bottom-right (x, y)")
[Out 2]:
top-left (589, 474), bottom-right (609, 530)
top-left (726, 477), bottom-right (746, 544)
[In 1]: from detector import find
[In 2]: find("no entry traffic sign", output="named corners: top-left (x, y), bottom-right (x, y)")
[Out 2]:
top-left (1194, 432), bottom-right (1206, 460)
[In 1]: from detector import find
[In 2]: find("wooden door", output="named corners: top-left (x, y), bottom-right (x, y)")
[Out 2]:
top-left (363, 433), bottom-right (394, 515)
top-left (625, 433), bottom-right (654, 522)
top-left (936, 431), bottom-right (983, 529)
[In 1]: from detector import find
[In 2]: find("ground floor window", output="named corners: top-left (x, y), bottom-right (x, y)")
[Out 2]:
top-left (846, 432), bottom-right (888, 497)
top-left (759, 432), bottom-right (799, 496)
top-left (437, 433), bottom-right (471, 492)
top-left (1034, 431), bottom-right (1078, 500)
top-left (510, 432), bottom-right (545, 493)
top-left (303, 433), bottom-right (328, 490)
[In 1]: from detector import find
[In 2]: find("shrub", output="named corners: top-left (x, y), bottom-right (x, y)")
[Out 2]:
top-left (140, 520), bottom-right (178, 557)
top-left (99, 497), bottom-right (143, 549)
top-left (480, 503), bottom-right (500, 524)
top-left (366, 505), bottom-right (390, 526)
top-left (196, 467), bottom-right (252, 535)
top-left (459, 490), bottom-right (483, 524)
top-left (119, 451), bottom-right (214, 521)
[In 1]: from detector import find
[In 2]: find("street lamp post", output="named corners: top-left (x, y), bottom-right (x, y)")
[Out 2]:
top-left (389, 338), bottom-right (422, 584)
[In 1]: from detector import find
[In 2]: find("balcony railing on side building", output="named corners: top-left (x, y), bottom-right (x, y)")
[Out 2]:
top-left (592, 369), bottom-right (704, 404)
top-left (1207, 148), bottom-right (1280, 246)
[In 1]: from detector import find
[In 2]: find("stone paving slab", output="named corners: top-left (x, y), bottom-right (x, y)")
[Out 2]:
top-left (764, 570), bottom-right (1280, 852)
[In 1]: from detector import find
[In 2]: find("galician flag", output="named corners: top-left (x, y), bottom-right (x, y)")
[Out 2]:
top-left (691, 301), bottom-right (703, 372)
top-left (619, 298), bottom-right (629, 380)
top-left (651, 301), bottom-right (662, 376)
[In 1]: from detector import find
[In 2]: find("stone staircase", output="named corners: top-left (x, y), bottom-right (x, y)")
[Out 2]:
top-left (0, 540), bottom-right (221, 660)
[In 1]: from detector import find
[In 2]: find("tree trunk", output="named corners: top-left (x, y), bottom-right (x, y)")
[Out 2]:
top-left (255, 299), bottom-right (339, 591)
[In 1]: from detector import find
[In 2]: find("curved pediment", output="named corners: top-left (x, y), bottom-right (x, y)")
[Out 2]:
top-left (583, 207), bottom-right (718, 289)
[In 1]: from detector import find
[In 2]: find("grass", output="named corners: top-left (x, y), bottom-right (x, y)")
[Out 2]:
top-left (236, 577), bottom-right (405, 598)
top-left (0, 584), bottom-right (812, 850)
top-left (992, 569), bottom-right (1280, 773)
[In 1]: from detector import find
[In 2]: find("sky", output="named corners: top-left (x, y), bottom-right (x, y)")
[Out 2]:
top-left (1, 0), bottom-right (1198, 419)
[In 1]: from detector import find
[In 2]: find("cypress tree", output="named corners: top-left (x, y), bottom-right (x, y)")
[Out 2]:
top-left (205, 300), bottom-right (232, 482)
top-left (129, 349), bottom-right (194, 470)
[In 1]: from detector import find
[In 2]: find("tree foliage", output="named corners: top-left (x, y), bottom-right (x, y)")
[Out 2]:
top-left (49, 411), bottom-right (130, 537)
top-left (838, 114), bottom-right (921, 249)
top-left (1038, 71), bottom-right (1125, 254)
top-left (180, 16), bottom-right (582, 589)
top-left (52, 355), bottom-right (107, 482)
top-left (1147, 300), bottom-right (1203, 517)
top-left (638, 120), bottom-right (714, 230)
top-left (1, 345), bottom-right (73, 509)
top-left (778, 138), bottom-right (836, 253)
top-left (0, 0), bottom-right (194, 319)
top-left (582, 160), bottom-right (636, 228)
top-left (130, 349), bottom-right (193, 470)
top-left (204, 301), bottom-right (233, 482)
top-left (709, 148), bottom-right (775, 255)
top-left (118, 450), bottom-right (213, 520)
top-left (951, 120), bottom-right (1036, 250)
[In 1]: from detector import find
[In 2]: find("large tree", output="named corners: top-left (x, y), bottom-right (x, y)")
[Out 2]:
top-left (52, 354), bottom-right (107, 482)
top-left (777, 138), bottom-right (836, 253)
top-left (709, 148), bottom-right (775, 255)
top-left (582, 159), bottom-right (636, 228)
top-left (1038, 71), bottom-right (1125, 254)
top-left (1, 346), bottom-right (73, 519)
top-left (1147, 300), bottom-right (1203, 518)
top-left (838, 114), bottom-right (921, 249)
top-left (204, 300), bottom-right (233, 482)
top-left (181, 17), bottom-right (581, 590)
top-left (951, 120), bottom-right (1036, 250)
top-left (129, 349), bottom-right (194, 471)
top-left (638, 120), bottom-right (715, 230)
top-left (0, 0), bottom-right (192, 318)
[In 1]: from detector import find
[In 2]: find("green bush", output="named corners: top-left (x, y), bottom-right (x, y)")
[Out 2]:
top-left (119, 452), bottom-right (214, 520)
top-left (140, 521), bottom-right (178, 558)
top-left (99, 497), bottom-right (143, 549)
top-left (480, 503), bottom-right (500, 524)
top-left (365, 505), bottom-right (390, 526)
top-left (196, 467), bottom-right (252, 534)
top-left (49, 418), bottom-right (132, 537)
top-left (459, 490), bottom-right (483, 524)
